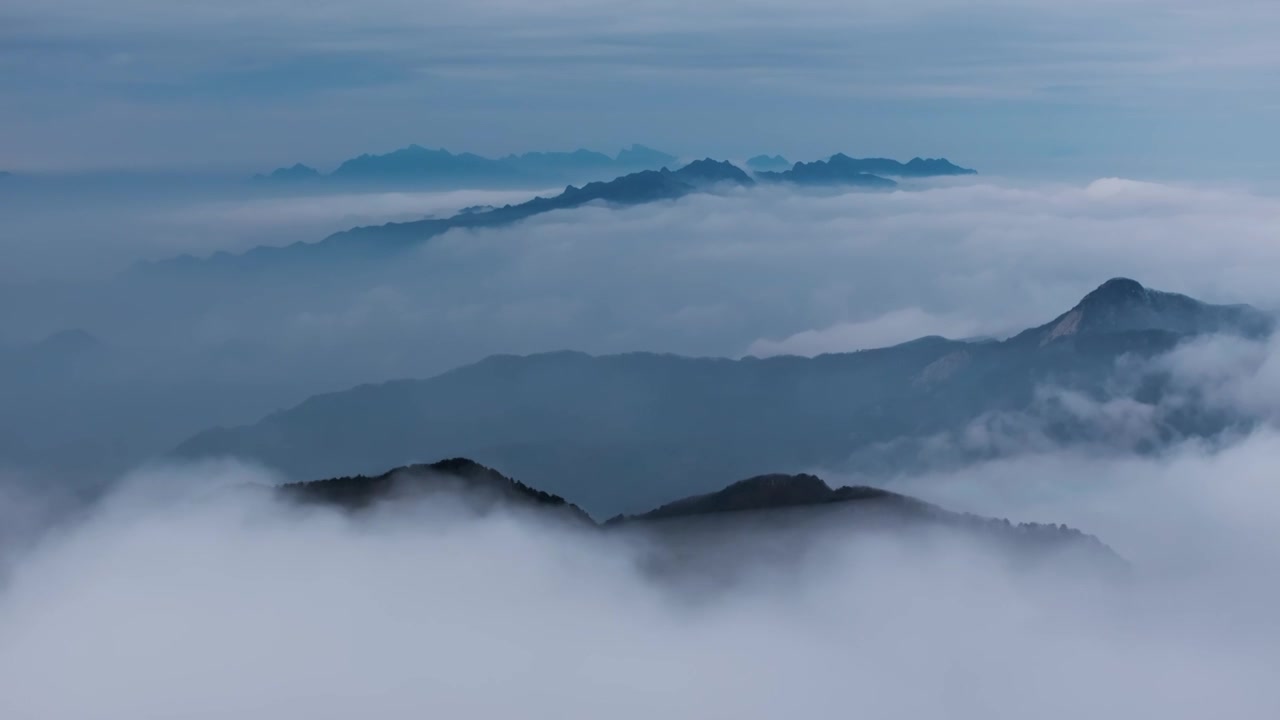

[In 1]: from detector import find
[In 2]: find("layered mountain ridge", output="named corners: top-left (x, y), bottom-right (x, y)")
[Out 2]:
top-left (149, 153), bottom-right (972, 274)
top-left (279, 457), bottom-right (1122, 574)
top-left (254, 144), bottom-right (679, 186)
top-left (146, 158), bottom-right (759, 274)
top-left (757, 153), bottom-right (975, 187)
top-left (177, 279), bottom-right (1273, 517)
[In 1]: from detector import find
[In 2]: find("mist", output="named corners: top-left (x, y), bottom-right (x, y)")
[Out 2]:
top-left (5, 0), bottom-right (1280, 178)
top-left (4, 173), bottom-right (1280, 490)
top-left (1, 425), bottom-right (1278, 719)
top-left (6, 328), bottom-right (1280, 717)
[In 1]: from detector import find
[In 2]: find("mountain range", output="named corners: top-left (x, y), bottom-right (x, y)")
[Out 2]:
top-left (254, 146), bottom-right (975, 188)
top-left (146, 154), bottom-right (972, 274)
top-left (149, 159), bottom-right (758, 273)
top-left (279, 457), bottom-right (1122, 576)
top-left (177, 278), bottom-right (1273, 518)
top-left (757, 154), bottom-right (975, 187)
top-left (253, 163), bottom-right (321, 182)
top-left (253, 144), bottom-right (680, 187)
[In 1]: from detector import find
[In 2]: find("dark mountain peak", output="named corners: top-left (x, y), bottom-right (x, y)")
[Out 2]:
top-left (757, 154), bottom-right (974, 184)
top-left (276, 459), bottom-right (1118, 570)
top-left (610, 471), bottom-right (1120, 572)
top-left (1078, 277), bottom-right (1149, 307)
top-left (426, 456), bottom-right (497, 476)
top-left (252, 163), bottom-right (321, 182)
top-left (562, 167), bottom-right (693, 204)
top-left (279, 457), bottom-right (590, 520)
top-left (672, 158), bottom-right (754, 186)
top-left (1023, 278), bottom-right (1274, 345)
top-left (756, 156), bottom-right (898, 189)
top-left (722, 472), bottom-right (833, 500)
top-left (625, 472), bottom-right (914, 521)
top-left (271, 163), bottom-right (320, 180)
top-left (902, 157), bottom-right (976, 175)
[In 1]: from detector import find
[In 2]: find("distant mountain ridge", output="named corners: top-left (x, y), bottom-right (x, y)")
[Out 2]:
top-left (253, 163), bottom-right (321, 182)
top-left (147, 159), bottom-right (758, 273)
top-left (757, 154), bottom-right (975, 187)
top-left (145, 153), bottom-right (976, 274)
top-left (280, 457), bottom-right (592, 522)
top-left (280, 458), bottom-right (1122, 572)
top-left (254, 144), bottom-right (679, 187)
top-left (177, 279), bottom-right (1273, 517)
top-left (147, 152), bottom-right (978, 274)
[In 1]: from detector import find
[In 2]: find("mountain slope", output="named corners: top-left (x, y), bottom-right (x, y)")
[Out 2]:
top-left (1013, 277), bottom-right (1273, 344)
top-left (281, 459), bottom-right (1122, 573)
top-left (619, 473), bottom-right (926, 521)
top-left (610, 471), bottom-right (1122, 580)
top-left (252, 163), bottom-right (321, 182)
top-left (757, 154), bottom-right (898, 188)
top-left (755, 154), bottom-right (975, 186)
top-left (176, 279), bottom-right (1272, 516)
top-left (146, 159), bottom-right (754, 274)
top-left (256, 144), bottom-right (679, 187)
top-left (281, 457), bottom-right (591, 522)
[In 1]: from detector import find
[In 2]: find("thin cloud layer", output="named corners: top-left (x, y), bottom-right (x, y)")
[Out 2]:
top-left (746, 307), bottom-right (982, 356)
top-left (2, 0), bottom-right (1278, 174)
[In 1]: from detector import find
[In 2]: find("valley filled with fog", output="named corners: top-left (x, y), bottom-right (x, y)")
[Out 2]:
top-left (5, 172), bottom-right (1280, 488)
top-left (2, 161), bottom-right (1280, 717)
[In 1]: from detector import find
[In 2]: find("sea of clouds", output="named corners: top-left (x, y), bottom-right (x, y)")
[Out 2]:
top-left (2, 173), bottom-right (1280, 718)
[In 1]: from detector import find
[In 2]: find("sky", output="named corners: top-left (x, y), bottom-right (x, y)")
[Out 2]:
top-left (4, 4), bottom-right (1280, 713)
top-left (2, 0), bottom-right (1279, 178)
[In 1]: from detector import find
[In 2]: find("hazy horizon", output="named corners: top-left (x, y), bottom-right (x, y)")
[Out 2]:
top-left (4, 0), bottom-right (1279, 180)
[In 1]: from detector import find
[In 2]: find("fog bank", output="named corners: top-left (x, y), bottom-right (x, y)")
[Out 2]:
top-left (1, 436), bottom-right (1278, 719)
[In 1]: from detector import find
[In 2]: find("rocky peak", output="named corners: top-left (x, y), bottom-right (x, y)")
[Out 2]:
top-left (1026, 278), bottom-right (1273, 345)
top-left (672, 158), bottom-right (755, 186)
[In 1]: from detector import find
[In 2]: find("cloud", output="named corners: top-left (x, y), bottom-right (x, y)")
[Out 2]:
top-left (827, 330), bottom-right (1280, 483)
top-left (746, 307), bottom-right (983, 356)
top-left (1, 427), bottom-right (1279, 718)
top-left (890, 428), bottom-right (1280, 580)
top-left (1156, 333), bottom-right (1280, 421)
top-left (2, 0), bottom-right (1279, 173)
top-left (6, 161), bottom-right (1280, 716)
top-left (5, 175), bottom-right (1280, 485)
